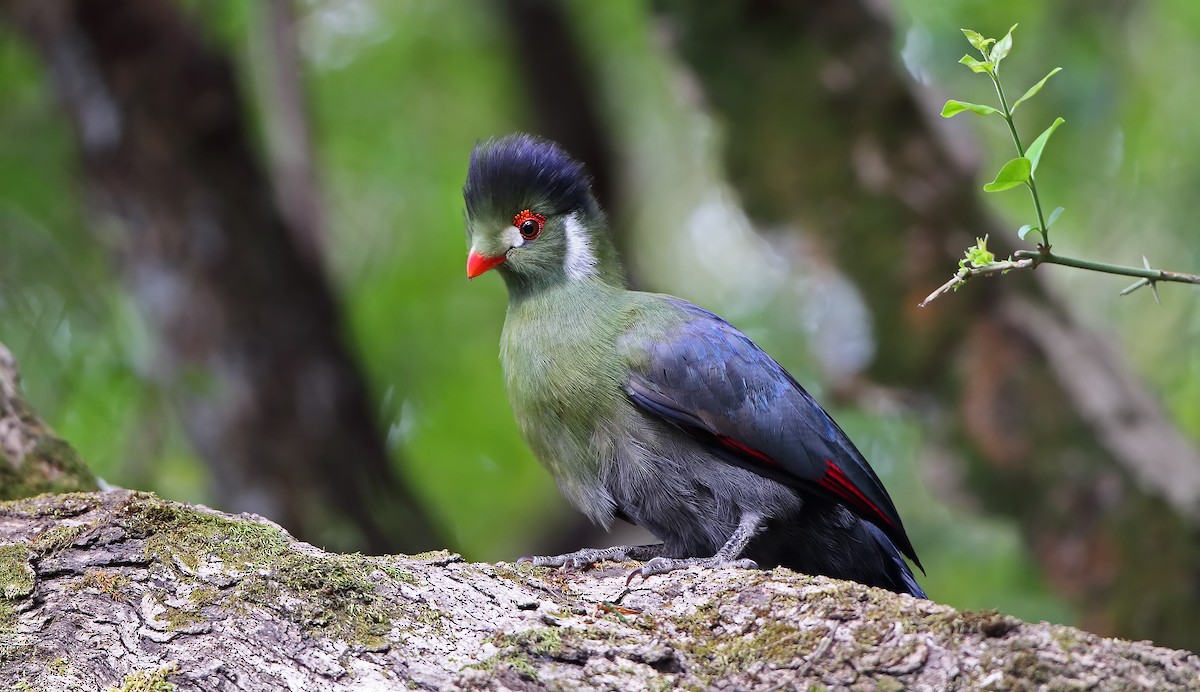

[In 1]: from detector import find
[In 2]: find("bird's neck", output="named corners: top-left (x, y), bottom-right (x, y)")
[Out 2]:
top-left (501, 270), bottom-right (630, 359)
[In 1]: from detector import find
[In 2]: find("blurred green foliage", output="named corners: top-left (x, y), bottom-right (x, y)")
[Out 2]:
top-left (900, 0), bottom-right (1200, 437)
top-left (2, 0), bottom-right (1196, 633)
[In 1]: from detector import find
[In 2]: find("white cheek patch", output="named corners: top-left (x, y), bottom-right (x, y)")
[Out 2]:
top-left (562, 212), bottom-right (598, 280)
top-left (503, 225), bottom-right (525, 249)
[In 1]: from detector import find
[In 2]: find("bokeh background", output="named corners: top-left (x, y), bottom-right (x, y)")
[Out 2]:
top-left (2, 0), bottom-right (1198, 650)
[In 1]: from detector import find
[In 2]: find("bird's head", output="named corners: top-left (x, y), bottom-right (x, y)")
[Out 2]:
top-left (463, 134), bottom-right (622, 294)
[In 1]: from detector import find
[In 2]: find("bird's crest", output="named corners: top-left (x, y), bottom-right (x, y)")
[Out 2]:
top-left (464, 134), bottom-right (595, 221)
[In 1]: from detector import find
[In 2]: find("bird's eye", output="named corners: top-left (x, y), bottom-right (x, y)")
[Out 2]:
top-left (513, 209), bottom-right (546, 241)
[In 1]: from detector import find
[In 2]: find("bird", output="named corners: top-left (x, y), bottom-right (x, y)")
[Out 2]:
top-left (463, 133), bottom-right (925, 598)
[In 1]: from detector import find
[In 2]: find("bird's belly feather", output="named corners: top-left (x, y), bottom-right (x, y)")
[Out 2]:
top-left (606, 411), bottom-right (804, 558)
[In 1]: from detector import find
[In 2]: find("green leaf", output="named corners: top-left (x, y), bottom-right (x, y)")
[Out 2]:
top-left (983, 157), bottom-right (1032, 192)
top-left (961, 29), bottom-right (995, 54)
top-left (958, 54), bottom-right (993, 74)
top-left (1025, 117), bottom-right (1065, 173)
top-left (1017, 224), bottom-right (1039, 241)
top-left (960, 235), bottom-right (996, 268)
top-left (1046, 206), bottom-right (1064, 228)
top-left (941, 100), bottom-right (1000, 118)
top-left (1012, 68), bottom-right (1062, 113)
top-left (990, 24), bottom-right (1018, 65)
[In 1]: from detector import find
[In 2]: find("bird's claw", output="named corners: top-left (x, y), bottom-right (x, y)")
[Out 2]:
top-left (515, 554), bottom-right (579, 570)
top-left (626, 556), bottom-right (759, 585)
top-left (515, 548), bottom-right (621, 572)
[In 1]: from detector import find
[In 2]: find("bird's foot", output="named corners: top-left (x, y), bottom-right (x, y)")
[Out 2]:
top-left (517, 544), bottom-right (665, 572)
top-left (625, 555), bottom-right (759, 585)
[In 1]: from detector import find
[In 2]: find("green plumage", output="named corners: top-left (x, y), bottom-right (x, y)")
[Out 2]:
top-left (500, 276), bottom-right (685, 522)
top-left (463, 133), bottom-right (925, 596)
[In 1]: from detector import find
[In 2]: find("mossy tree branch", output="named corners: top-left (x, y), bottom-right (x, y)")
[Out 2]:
top-left (1, 490), bottom-right (1197, 690)
top-left (0, 341), bottom-right (98, 499)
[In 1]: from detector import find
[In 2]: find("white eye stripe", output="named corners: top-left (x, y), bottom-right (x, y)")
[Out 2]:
top-left (562, 212), bottom-right (598, 280)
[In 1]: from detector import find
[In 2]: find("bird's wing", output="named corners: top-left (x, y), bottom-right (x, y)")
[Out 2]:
top-left (620, 298), bottom-right (922, 569)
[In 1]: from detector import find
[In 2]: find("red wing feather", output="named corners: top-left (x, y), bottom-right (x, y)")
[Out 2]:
top-left (816, 459), bottom-right (897, 531)
top-left (715, 435), bottom-right (782, 468)
top-left (718, 436), bottom-right (894, 532)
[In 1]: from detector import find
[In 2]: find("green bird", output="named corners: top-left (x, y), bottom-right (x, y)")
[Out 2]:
top-left (464, 133), bottom-right (924, 596)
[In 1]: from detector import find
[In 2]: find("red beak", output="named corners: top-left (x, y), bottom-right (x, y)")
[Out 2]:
top-left (467, 250), bottom-right (506, 279)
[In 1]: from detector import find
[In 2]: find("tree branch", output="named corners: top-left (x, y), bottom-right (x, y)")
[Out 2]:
top-left (1, 490), bottom-right (1196, 690)
top-left (0, 342), bottom-right (98, 498)
top-left (920, 250), bottom-right (1200, 308)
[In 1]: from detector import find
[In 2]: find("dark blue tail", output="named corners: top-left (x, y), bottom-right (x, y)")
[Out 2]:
top-left (864, 521), bottom-right (926, 598)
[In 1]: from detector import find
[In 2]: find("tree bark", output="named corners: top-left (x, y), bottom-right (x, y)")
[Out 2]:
top-left (0, 0), bottom-right (441, 554)
top-left (0, 490), bottom-right (1196, 691)
top-left (0, 342), bottom-right (97, 499)
top-left (656, 0), bottom-right (1200, 650)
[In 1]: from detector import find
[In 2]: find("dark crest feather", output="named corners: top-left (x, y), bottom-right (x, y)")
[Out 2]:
top-left (464, 134), bottom-right (594, 220)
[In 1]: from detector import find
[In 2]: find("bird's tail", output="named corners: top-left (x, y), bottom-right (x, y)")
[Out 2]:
top-left (864, 522), bottom-right (927, 599)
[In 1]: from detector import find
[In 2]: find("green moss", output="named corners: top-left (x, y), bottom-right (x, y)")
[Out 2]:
top-left (0, 543), bottom-right (34, 600)
top-left (1050, 626), bottom-right (1085, 654)
top-left (1006, 649), bottom-right (1055, 684)
top-left (669, 595), bottom-right (869, 684)
top-left (409, 549), bottom-right (457, 562)
top-left (476, 625), bottom-right (637, 681)
top-left (79, 570), bottom-right (132, 601)
top-left (0, 435), bottom-right (98, 501)
top-left (374, 564), bottom-right (418, 584)
top-left (468, 647), bottom-right (539, 681)
top-left (0, 543), bottom-right (34, 631)
top-left (32, 524), bottom-right (86, 553)
top-left (108, 663), bottom-right (178, 692)
top-left (115, 494), bottom-right (415, 649)
top-left (938, 609), bottom-right (1020, 638)
top-left (47, 657), bottom-right (70, 675)
top-left (511, 627), bottom-right (565, 656)
top-left (162, 605), bottom-right (206, 631)
top-left (502, 652), bottom-right (539, 680)
top-left (188, 586), bottom-right (220, 607)
top-left (1, 492), bottom-right (98, 519)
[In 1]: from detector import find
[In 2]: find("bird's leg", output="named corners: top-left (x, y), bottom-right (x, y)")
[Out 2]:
top-left (626, 511), bottom-right (764, 584)
top-left (517, 543), bottom-right (667, 571)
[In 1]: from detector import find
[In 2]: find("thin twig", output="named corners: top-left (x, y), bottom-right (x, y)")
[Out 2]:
top-left (919, 257), bottom-right (1036, 307)
top-left (921, 250), bottom-right (1200, 307)
top-left (1016, 250), bottom-right (1200, 286)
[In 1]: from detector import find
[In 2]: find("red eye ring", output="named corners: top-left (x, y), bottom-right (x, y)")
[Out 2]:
top-left (513, 209), bottom-right (546, 240)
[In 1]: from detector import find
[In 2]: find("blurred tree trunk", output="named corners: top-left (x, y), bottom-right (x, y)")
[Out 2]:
top-left (496, 0), bottom-right (625, 259)
top-left (0, 0), bottom-right (442, 554)
top-left (252, 0), bottom-right (326, 266)
top-left (657, 0), bottom-right (1200, 650)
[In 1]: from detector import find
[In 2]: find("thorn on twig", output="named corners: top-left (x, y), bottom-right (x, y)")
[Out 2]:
top-left (1119, 256), bottom-right (1163, 304)
top-left (1141, 256), bottom-right (1163, 305)
top-left (1119, 278), bottom-right (1162, 304)
top-left (1119, 278), bottom-right (1150, 296)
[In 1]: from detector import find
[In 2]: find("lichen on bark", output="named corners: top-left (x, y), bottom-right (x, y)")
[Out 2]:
top-left (0, 490), bottom-right (1195, 690)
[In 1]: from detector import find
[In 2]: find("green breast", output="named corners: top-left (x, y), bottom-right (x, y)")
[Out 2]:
top-left (500, 282), bottom-right (632, 491)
